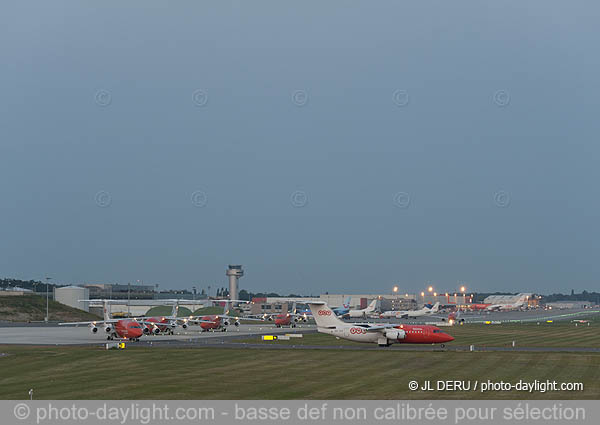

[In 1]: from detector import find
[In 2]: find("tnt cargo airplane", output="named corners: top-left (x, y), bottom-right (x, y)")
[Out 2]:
top-left (347, 299), bottom-right (379, 318)
top-left (380, 302), bottom-right (441, 319)
top-left (308, 302), bottom-right (454, 347)
top-left (59, 300), bottom-right (146, 341)
top-left (141, 301), bottom-right (214, 335)
top-left (188, 300), bottom-right (264, 332)
top-left (271, 302), bottom-right (309, 328)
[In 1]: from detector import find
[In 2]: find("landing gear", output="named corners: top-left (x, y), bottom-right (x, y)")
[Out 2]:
top-left (276, 324), bottom-right (281, 328)
top-left (222, 328), bottom-right (227, 332)
top-left (290, 323), bottom-right (296, 328)
top-left (440, 344), bottom-right (445, 349)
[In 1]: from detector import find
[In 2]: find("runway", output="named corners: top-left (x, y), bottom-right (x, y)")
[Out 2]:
top-left (0, 323), bottom-right (316, 345)
top-left (378, 308), bottom-right (600, 325)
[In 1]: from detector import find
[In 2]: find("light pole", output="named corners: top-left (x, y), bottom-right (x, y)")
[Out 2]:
top-left (45, 277), bottom-right (51, 322)
top-left (127, 283), bottom-right (131, 317)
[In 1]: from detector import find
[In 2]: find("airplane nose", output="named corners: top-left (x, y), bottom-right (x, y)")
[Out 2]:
top-left (444, 334), bottom-right (454, 342)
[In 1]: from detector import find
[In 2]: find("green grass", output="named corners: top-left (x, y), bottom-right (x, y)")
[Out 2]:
top-left (0, 295), bottom-right (99, 322)
top-left (192, 306), bottom-right (226, 315)
top-left (0, 345), bottom-right (598, 399)
top-left (446, 321), bottom-right (600, 347)
top-left (144, 306), bottom-right (193, 317)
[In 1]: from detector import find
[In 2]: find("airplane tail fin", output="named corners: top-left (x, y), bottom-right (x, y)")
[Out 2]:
top-left (344, 296), bottom-right (351, 308)
top-left (308, 303), bottom-right (344, 328)
top-left (366, 299), bottom-right (377, 311)
top-left (171, 302), bottom-right (179, 318)
top-left (431, 302), bottom-right (440, 312)
top-left (103, 300), bottom-right (111, 322)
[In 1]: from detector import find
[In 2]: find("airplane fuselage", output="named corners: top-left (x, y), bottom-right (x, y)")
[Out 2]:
top-left (113, 319), bottom-right (144, 339)
top-left (317, 323), bottom-right (453, 345)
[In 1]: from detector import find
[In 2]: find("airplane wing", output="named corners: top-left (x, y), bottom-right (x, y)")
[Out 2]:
top-left (219, 315), bottom-right (265, 322)
top-left (179, 317), bottom-right (219, 324)
top-left (357, 324), bottom-right (396, 331)
top-left (58, 320), bottom-right (120, 326)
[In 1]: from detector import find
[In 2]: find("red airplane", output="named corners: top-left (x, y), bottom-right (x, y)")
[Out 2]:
top-left (273, 313), bottom-right (299, 328)
top-left (141, 302), bottom-right (199, 335)
top-left (469, 303), bottom-right (491, 310)
top-left (270, 303), bottom-right (308, 328)
top-left (189, 300), bottom-right (263, 332)
top-left (59, 301), bottom-right (145, 341)
top-left (308, 302), bottom-right (454, 347)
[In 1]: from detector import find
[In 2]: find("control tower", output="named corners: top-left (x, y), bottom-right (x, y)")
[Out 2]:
top-left (226, 265), bottom-right (244, 302)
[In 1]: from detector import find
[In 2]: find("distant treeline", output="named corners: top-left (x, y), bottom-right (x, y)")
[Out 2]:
top-left (473, 291), bottom-right (600, 304)
top-left (4, 278), bottom-right (597, 304)
top-left (238, 290), bottom-right (305, 301)
top-left (0, 278), bottom-right (56, 292)
top-left (543, 291), bottom-right (600, 303)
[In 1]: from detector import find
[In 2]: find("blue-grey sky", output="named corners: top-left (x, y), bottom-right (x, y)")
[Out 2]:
top-left (1, 1), bottom-right (599, 295)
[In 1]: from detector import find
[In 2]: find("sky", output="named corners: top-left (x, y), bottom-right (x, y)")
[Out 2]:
top-left (1, 1), bottom-right (599, 295)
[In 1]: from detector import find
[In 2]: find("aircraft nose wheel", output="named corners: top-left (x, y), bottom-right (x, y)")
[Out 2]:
top-left (440, 344), bottom-right (445, 348)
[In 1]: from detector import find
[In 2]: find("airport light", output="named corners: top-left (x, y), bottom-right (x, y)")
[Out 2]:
top-left (420, 291), bottom-right (425, 297)
top-left (392, 286), bottom-right (398, 293)
top-left (433, 292), bottom-right (437, 297)
top-left (460, 286), bottom-right (466, 293)
top-left (45, 277), bottom-right (51, 322)
top-left (428, 286), bottom-right (433, 293)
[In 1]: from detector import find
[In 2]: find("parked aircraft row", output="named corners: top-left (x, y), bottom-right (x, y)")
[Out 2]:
top-left (58, 299), bottom-right (262, 341)
top-left (380, 302), bottom-right (441, 319)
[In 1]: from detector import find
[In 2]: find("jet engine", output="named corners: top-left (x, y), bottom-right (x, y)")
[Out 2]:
top-left (223, 319), bottom-right (230, 326)
top-left (90, 325), bottom-right (98, 334)
top-left (153, 327), bottom-right (161, 335)
top-left (104, 325), bottom-right (112, 333)
top-left (234, 320), bottom-right (240, 327)
top-left (143, 327), bottom-right (151, 335)
top-left (384, 329), bottom-right (406, 340)
top-left (181, 323), bottom-right (188, 329)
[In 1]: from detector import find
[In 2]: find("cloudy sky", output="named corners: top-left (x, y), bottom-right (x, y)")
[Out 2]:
top-left (1, 1), bottom-right (599, 295)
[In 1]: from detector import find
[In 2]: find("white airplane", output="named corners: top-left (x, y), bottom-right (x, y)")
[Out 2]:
top-left (485, 295), bottom-right (529, 311)
top-left (380, 302), bottom-right (441, 319)
top-left (347, 299), bottom-right (379, 318)
top-left (307, 302), bottom-right (454, 347)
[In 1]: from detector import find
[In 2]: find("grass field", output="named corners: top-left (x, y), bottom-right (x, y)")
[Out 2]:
top-left (0, 345), bottom-right (598, 400)
top-left (144, 306), bottom-right (194, 317)
top-left (0, 295), bottom-right (99, 322)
